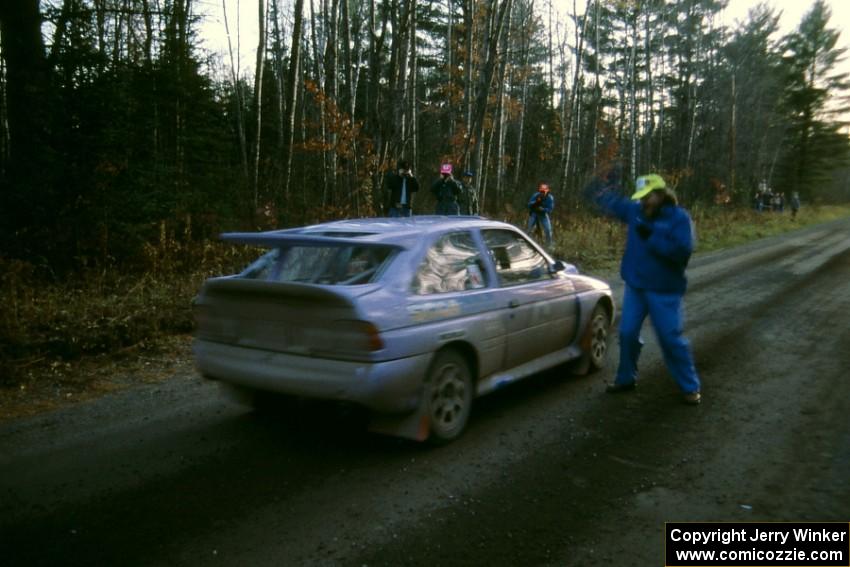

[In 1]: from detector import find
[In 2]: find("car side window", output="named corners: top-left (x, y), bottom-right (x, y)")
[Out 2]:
top-left (412, 231), bottom-right (488, 295)
top-left (241, 248), bottom-right (280, 280)
top-left (482, 229), bottom-right (551, 287)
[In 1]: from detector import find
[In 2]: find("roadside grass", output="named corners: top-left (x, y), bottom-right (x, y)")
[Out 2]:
top-left (549, 204), bottom-right (850, 273)
top-left (0, 239), bottom-right (256, 392)
top-left (1, 204), bottom-right (848, 418)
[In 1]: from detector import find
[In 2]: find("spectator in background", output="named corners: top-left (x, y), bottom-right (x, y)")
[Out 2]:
top-left (753, 191), bottom-right (763, 212)
top-left (790, 192), bottom-right (801, 219)
top-left (432, 163), bottom-right (463, 215)
top-left (762, 190), bottom-right (773, 212)
top-left (384, 159), bottom-right (419, 217)
top-left (459, 170), bottom-right (479, 215)
top-left (527, 183), bottom-right (555, 246)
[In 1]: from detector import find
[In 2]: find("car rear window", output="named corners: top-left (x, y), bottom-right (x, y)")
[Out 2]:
top-left (240, 245), bottom-right (394, 285)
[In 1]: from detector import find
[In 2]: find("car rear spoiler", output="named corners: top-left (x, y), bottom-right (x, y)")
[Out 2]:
top-left (201, 277), bottom-right (362, 308)
top-left (220, 232), bottom-right (404, 250)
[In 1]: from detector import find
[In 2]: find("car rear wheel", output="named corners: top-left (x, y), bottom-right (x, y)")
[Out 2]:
top-left (426, 350), bottom-right (473, 445)
top-left (570, 304), bottom-right (611, 375)
top-left (250, 389), bottom-right (298, 413)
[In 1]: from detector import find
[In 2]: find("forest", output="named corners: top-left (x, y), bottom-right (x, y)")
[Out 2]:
top-left (1, 0), bottom-right (849, 270)
top-left (1, 0), bottom-right (850, 382)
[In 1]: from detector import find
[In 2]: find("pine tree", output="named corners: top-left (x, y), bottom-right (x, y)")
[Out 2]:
top-left (777, 0), bottom-right (850, 199)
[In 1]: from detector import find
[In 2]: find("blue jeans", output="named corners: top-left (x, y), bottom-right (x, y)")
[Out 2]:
top-left (527, 213), bottom-right (552, 245)
top-left (389, 205), bottom-right (412, 217)
top-left (615, 284), bottom-right (701, 394)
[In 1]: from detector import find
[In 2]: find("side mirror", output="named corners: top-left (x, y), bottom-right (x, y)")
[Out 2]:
top-left (551, 260), bottom-right (579, 274)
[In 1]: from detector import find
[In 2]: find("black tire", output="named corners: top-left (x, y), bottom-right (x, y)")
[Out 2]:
top-left (251, 389), bottom-right (298, 413)
top-left (570, 303), bottom-right (611, 375)
top-left (426, 349), bottom-right (473, 445)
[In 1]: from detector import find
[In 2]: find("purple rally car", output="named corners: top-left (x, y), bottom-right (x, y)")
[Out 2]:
top-left (193, 216), bottom-right (614, 443)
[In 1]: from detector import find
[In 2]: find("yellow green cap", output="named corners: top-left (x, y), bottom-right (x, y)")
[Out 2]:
top-left (631, 174), bottom-right (666, 200)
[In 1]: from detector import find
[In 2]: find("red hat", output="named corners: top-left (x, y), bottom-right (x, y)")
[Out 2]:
top-left (440, 163), bottom-right (453, 175)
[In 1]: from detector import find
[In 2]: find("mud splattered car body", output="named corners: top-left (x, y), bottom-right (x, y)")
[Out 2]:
top-left (193, 217), bottom-right (614, 442)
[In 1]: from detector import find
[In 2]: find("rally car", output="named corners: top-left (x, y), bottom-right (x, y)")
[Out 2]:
top-left (193, 216), bottom-right (614, 443)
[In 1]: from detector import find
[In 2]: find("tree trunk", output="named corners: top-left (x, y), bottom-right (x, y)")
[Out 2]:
top-left (410, 1), bottom-right (419, 180)
top-left (463, 0), bottom-right (474, 135)
top-left (513, 1), bottom-right (532, 188)
top-left (222, 0), bottom-right (250, 184)
top-left (642, 4), bottom-right (653, 174)
top-left (271, 0), bottom-right (286, 179)
top-left (281, 0), bottom-right (304, 210)
top-left (447, 0), bottom-right (454, 139)
top-left (323, 0), bottom-right (339, 207)
top-left (591, 0), bottom-right (600, 171)
top-left (494, 0), bottom-right (512, 205)
top-left (309, 0), bottom-right (328, 204)
top-left (341, 0), bottom-right (359, 214)
top-left (466, 0), bottom-right (513, 179)
top-left (560, 0), bottom-right (589, 195)
top-left (0, 0), bottom-right (52, 237)
top-left (253, 0), bottom-right (268, 213)
top-left (547, 0), bottom-right (554, 108)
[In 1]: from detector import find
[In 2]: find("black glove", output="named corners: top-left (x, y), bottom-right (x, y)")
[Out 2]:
top-left (636, 221), bottom-right (653, 240)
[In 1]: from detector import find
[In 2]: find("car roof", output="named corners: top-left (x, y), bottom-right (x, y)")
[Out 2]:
top-left (222, 216), bottom-right (516, 247)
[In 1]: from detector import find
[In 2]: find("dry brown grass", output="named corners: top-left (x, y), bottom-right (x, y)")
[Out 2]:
top-left (0, 236), bottom-right (256, 388)
top-left (1, 204), bottom-right (847, 407)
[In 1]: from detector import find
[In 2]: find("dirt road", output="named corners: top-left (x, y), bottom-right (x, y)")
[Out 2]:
top-left (2, 217), bottom-right (849, 566)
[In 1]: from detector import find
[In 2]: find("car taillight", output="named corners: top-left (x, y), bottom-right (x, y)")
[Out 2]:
top-left (361, 321), bottom-right (385, 352)
top-left (332, 320), bottom-right (385, 353)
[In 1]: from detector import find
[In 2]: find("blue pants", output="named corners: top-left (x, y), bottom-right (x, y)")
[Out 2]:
top-left (615, 284), bottom-right (701, 394)
top-left (389, 205), bottom-right (412, 217)
top-left (527, 213), bottom-right (552, 245)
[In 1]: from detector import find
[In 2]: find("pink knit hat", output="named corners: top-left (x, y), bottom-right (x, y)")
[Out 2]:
top-left (440, 163), bottom-right (453, 175)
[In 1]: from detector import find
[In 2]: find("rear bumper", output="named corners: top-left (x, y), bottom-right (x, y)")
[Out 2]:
top-left (194, 339), bottom-right (430, 413)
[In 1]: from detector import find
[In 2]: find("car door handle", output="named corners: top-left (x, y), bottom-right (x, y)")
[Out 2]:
top-left (508, 299), bottom-right (520, 309)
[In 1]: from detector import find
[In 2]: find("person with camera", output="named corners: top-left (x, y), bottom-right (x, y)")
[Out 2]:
top-left (383, 159), bottom-right (419, 217)
top-left (586, 170), bottom-right (702, 405)
top-left (431, 163), bottom-right (463, 215)
top-left (527, 183), bottom-right (555, 246)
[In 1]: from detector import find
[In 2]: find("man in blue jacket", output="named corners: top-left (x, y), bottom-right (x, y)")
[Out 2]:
top-left (590, 172), bottom-right (702, 405)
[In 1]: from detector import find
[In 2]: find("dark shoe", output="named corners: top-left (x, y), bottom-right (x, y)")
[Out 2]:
top-left (605, 382), bottom-right (636, 394)
top-left (683, 392), bottom-right (701, 405)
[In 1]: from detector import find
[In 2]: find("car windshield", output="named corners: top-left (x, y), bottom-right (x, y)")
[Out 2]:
top-left (240, 245), bottom-right (394, 285)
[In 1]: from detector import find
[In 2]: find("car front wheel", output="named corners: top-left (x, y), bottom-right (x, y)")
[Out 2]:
top-left (570, 303), bottom-right (611, 375)
top-left (426, 349), bottom-right (473, 444)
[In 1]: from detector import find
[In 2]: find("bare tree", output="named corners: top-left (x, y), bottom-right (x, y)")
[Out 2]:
top-left (252, 0), bottom-right (269, 211)
top-left (513, 0), bottom-right (533, 188)
top-left (466, 0), bottom-right (514, 180)
top-left (281, 0), bottom-right (305, 207)
top-left (463, 0), bottom-right (474, 134)
top-left (222, 0), bottom-right (250, 184)
top-left (559, 0), bottom-right (590, 194)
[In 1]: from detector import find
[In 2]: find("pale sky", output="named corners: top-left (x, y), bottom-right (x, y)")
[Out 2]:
top-left (197, 1), bottom-right (850, 87)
